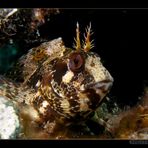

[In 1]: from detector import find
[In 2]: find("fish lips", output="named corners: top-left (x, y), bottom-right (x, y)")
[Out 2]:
top-left (80, 80), bottom-right (113, 110)
top-left (84, 79), bottom-right (113, 95)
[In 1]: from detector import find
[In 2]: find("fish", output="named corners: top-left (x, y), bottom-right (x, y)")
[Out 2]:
top-left (0, 23), bottom-right (113, 138)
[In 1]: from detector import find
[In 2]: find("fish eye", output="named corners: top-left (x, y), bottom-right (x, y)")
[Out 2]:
top-left (68, 52), bottom-right (84, 72)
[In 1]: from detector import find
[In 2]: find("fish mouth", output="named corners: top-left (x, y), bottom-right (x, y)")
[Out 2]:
top-left (85, 79), bottom-right (113, 94)
top-left (81, 79), bottom-right (113, 110)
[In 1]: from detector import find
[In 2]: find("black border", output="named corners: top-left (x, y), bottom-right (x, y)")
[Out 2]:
top-left (1, 139), bottom-right (146, 146)
top-left (0, 1), bottom-right (148, 8)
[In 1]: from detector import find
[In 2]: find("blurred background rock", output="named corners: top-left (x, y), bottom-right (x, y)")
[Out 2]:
top-left (0, 8), bottom-right (59, 73)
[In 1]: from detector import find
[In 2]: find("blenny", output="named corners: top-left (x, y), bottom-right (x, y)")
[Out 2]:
top-left (0, 23), bottom-right (113, 139)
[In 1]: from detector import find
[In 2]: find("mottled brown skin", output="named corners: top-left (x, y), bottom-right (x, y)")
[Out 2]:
top-left (1, 25), bottom-right (113, 138)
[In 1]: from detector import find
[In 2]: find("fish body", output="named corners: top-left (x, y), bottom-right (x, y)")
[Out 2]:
top-left (0, 24), bottom-right (113, 138)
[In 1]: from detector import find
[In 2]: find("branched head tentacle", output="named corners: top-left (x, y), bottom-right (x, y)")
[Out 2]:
top-left (73, 22), bottom-right (81, 51)
top-left (83, 22), bottom-right (94, 52)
